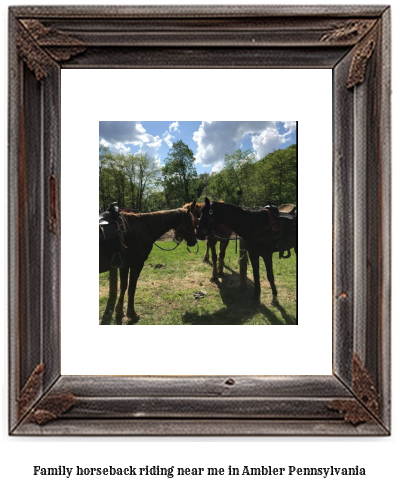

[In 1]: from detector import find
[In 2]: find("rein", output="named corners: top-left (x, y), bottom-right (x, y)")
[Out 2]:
top-left (153, 240), bottom-right (181, 251)
top-left (186, 242), bottom-right (199, 254)
top-left (153, 209), bottom-right (197, 253)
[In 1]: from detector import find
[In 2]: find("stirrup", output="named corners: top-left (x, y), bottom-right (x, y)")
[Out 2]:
top-left (110, 252), bottom-right (123, 268)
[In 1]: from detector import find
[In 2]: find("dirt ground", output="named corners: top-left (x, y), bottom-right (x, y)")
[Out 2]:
top-left (158, 230), bottom-right (175, 241)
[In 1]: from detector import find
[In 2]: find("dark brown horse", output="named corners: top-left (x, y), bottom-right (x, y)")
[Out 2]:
top-left (100, 202), bottom-right (197, 322)
top-left (196, 198), bottom-right (296, 304)
top-left (184, 202), bottom-right (233, 282)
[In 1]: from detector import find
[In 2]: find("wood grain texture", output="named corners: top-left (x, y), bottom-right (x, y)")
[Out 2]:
top-left (378, 7), bottom-right (391, 432)
top-left (15, 418), bottom-right (386, 437)
top-left (8, 5), bottom-right (391, 436)
top-left (8, 10), bottom-right (20, 431)
top-left (9, 5), bottom-right (390, 18)
top-left (333, 53), bottom-right (355, 385)
top-left (13, 17), bottom-right (379, 48)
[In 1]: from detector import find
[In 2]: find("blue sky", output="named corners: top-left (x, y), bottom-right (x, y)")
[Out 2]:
top-left (99, 121), bottom-right (296, 174)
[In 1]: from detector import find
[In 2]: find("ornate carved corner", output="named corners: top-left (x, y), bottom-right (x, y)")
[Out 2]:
top-left (17, 363), bottom-right (76, 425)
top-left (17, 19), bottom-right (85, 81)
top-left (328, 353), bottom-right (380, 425)
top-left (27, 392), bottom-right (77, 425)
top-left (327, 399), bottom-right (374, 425)
top-left (320, 19), bottom-right (376, 43)
top-left (18, 363), bottom-right (45, 419)
top-left (17, 24), bottom-right (54, 81)
top-left (352, 353), bottom-right (380, 416)
top-left (346, 28), bottom-right (378, 88)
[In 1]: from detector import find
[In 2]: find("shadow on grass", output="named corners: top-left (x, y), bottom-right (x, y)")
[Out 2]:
top-left (182, 269), bottom-right (295, 325)
top-left (273, 300), bottom-right (297, 325)
top-left (100, 295), bottom-right (117, 325)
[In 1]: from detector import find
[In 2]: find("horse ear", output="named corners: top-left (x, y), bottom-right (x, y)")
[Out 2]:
top-left (190, 199), bottom-right (196, 212)
top-left (205, 197), bottom-right (210, 207)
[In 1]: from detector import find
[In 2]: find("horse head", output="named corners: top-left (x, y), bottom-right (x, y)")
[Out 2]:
top-left (183, 200), bottom-right (202, 226)
top-left (196, 197), bottom-right (216, 241)
top-left (174, 200), bottom-right (197, 247)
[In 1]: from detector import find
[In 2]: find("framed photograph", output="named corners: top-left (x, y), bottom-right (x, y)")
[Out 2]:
top-left (9, 5), bottom-right (390, 435)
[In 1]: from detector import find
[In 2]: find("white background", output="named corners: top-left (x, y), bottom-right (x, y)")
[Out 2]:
top-left (1, 1), bottom-right (397, 491)
top-left (61, 68), bottom-right (332, 376)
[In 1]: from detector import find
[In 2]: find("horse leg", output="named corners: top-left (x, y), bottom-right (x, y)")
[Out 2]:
top-left (203, 239), bottom-right (210, 262)
top-left (115, 267), bottom-right (128, 318)
top-left (263, 253), bottom-right (278, 304)
top-left (126, 262), bottom-right (145, 322)
top-left (209, 240), bottom-right (218, 282)
top-left (248, 250), bottom-right (261, 299)
top-left (218, 240), bottom-right (228, 276)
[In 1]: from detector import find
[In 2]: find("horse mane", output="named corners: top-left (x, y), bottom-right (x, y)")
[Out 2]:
top-left (120, 208), bottom-right (190, 244)
top-left (212, 201), bottom-right (265, 216)
top-left (183, 201), bottom-right (202, 218)
top-left (182, 200), bottom-right (225, 216)
top-left (122, 209), bottom-right (185, 218)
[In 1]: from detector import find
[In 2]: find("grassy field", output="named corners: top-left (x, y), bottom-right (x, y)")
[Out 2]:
top-left (99, 240), bottom-right (297, 325)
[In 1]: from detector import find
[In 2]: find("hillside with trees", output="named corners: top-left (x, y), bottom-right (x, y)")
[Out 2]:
top-left (99, 142), bottom-right (297, 212)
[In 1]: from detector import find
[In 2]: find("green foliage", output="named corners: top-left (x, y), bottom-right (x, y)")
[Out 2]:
top-left (162, 140), bottom-right (197, 207)
top-left (193, 173), bottom-right (210, 200)
top-left (254, 144), bottom-right (297, 205)
top-left (208, 149), bottom-right (256, 205)
top-left (99, 145), bottom-right (160, 212)
top-left (99, 142), bottom-right (297, 212)
top-left (207, 145), bottom-right (297, 207)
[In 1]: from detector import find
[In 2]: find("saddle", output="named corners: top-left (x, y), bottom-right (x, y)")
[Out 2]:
top-left (263, 203), bottom-right (297, 258)
top-left (99, 202), bottom-right (130, 267)
top-left (277, 204), bottom-right (297, 259)
top-left (99, 202), bottom-right (120, 225)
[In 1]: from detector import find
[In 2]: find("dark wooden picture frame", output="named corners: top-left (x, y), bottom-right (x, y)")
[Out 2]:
top-left (9, 5), bottom-right (391, 436)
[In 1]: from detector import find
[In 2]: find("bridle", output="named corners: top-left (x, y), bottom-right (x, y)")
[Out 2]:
top-left (153, 209), bottom-right (198, 253)
top-left (174, 209), bottom-right (197, 238)
top-left (197, 202), bottom-right (216, 236)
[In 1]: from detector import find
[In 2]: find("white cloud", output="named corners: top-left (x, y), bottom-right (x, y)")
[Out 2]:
top-left (99, 121), bottom-right (142, 144)
top-left (282, 121), bottom-right (296, 134)
top-left (99, 121), bottom-right (162, 159)
top-left (169, 121), bottom-right (180, 132)
top-left (211, 162), bottom-right (224, 174)
top-left (162, 131), bottom-right (174, 148)
top-left (193, 121), bottom-right (294, 166)
top-left (251, 127), bottom-right (287, 159)
top-left (146, 136), bottom-right (162, 149)
top-left (113, 142), bottom-right (131, 153)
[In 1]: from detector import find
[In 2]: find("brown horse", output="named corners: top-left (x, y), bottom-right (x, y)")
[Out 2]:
top-left (100, 202), bottom-right (197, 322)
top-left (196, 198), bottom-right (296, 304)
top-left (184, 201), bottom-right (233, 282)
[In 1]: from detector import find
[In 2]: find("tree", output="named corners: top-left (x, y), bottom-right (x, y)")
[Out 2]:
top-left (223, 149), bottom-right (256, 205)
top-left (99, 144), bottom-right (128, 209)
top-left (205, 145), bottom-right (296, 207)
top-left (99, 143), bottom-right (112, 209)
top-left (135, 153), bottom-right (160, 211)
top-left (257, 144), bottom-right (297, 205)
top-left (162, 140), bottom-right (197, 206)
top-left (99, 145), bottom-right (160, 212)
top-left (193, 173), bottom-right (210, 201)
